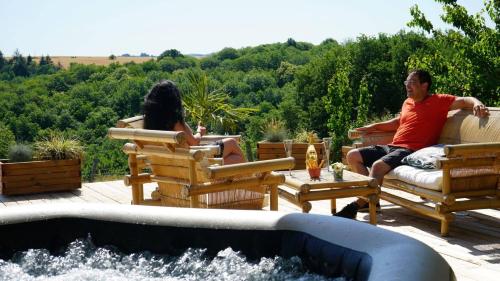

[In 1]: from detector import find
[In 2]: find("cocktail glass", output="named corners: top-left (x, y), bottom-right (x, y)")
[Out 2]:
top-left (323, 137), bottom-right (332, 171)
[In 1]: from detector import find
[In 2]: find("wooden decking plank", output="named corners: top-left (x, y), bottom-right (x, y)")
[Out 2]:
top-left (75, 185), bottom-right (120, 204)
top-left (101, 182), bottom-right (136, 202)
top-left (0, 194), bottom-right (19, 207)
top-left (95, 180), bottom-right (132, 196)
top-left (46, 192), bottom-right (76, 203)
top-left (84, 182), bottom-right (131, 204)
top-left (49, 191), bottom-right (86, 203)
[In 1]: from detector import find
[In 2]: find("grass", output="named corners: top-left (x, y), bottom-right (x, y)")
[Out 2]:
top-left (34, 134), bottom-right (84, 160)
top-left (32, 56), bottom-right (156, 69)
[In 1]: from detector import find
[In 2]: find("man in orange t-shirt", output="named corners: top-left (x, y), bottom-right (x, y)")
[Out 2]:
top-left (335, 69), bottom-right (490, 219)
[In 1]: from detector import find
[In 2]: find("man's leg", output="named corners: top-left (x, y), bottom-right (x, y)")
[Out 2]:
top-left (346, 149), bottom-right (369, 176)
top-left (353, 159), bottom-right (391, 207)
top-left (336, 146), bottom-right (410, 219)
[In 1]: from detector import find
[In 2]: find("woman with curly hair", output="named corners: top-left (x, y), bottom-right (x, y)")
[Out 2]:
top-left (143, 80), bottom-right (245, 164)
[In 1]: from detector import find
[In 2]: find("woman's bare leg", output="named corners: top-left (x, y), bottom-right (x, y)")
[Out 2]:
top-left (221, 138), bottom-right (245, 164)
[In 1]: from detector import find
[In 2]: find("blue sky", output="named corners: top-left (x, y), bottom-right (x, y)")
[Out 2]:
top-left (0, 0), bottom-right (489, 56)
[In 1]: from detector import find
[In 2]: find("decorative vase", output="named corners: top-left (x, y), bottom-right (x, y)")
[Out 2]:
top-left (333, 168), bottom-right (343, 181)
top-left (308, 167), bottom-right (321, 179)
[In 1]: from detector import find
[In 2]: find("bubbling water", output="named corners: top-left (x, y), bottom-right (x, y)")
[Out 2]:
top-left (0, 236), bottom-right (344, 281)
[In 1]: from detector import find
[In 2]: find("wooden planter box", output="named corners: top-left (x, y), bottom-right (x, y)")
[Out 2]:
top-left (257, 141), bottom-right (324, 170)
top-left (0, 159), bottom-right (81, 195)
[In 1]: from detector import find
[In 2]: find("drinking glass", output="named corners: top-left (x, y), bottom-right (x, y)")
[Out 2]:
top-left (283, 139), bottom-right (293, 176)
top-left (323, 137), bottom-right (332, 171)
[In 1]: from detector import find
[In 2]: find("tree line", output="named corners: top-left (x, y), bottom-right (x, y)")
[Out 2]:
top-left (0, 0), bottom-right (497, 179)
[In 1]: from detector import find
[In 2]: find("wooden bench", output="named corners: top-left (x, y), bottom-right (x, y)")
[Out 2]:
top-left (344, 108), bottom-right (500, 236)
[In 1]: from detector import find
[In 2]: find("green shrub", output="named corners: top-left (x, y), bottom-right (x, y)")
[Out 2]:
top-left (0, 124), bottom-right (15, 159)
top-left (8, 144), bottom-right (33, 162)
top-left (262, 119), bottom-right (288, 142)
top-left (34, 134), bottom-right (84, 160)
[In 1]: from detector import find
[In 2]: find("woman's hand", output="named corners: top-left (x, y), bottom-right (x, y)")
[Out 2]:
top-left (196, 121), bottom-right (207, 136)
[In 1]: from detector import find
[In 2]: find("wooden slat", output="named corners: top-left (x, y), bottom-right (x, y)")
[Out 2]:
top-left (445, 142), bottom-right (500, 157)
top-left (257, 147), bottom-right (325, 154)
top-left (206, 158), bottom-right (294, 179)
top-left (258, 153), bottom-right (323, 161)
top-left (108, 128), bottom-right (186, 145)
top-left (1, 171), bottom-right (80, 183)
top-left (0, 159), bottom-right (79, 171)
top-left (3, 176), bottom-right (81, 189)
top-left (1, 183), bottom-right (81, 195)
top-left (2, 164), bottom-right (80, 176)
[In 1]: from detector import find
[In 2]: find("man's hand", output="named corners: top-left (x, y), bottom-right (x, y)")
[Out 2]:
top-left (450, 97), bottom-right (489, 118)
top-left (473, 103), bottom-right (489, 118)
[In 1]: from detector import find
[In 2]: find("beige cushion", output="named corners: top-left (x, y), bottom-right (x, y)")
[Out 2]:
top-left (385, 166), bottom-right (443, 191)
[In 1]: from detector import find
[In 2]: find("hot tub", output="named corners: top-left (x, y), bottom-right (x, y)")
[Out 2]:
top-left (0, 204), bottom-right (454, 281)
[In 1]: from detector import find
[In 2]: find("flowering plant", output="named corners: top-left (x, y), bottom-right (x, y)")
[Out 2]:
top-left (331, 162), bottom-right (345, 180)
top-left (331, 162), bottom-right (346, 172)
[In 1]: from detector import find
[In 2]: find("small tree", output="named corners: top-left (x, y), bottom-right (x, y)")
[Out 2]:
top-left (356, 76), bottom-right (371, 126)
top-left (158, 49), bottom-right (183, 60)
top-left (181, 70), bottom-right (257, 133)
top-left (407, 0), bottom-right (499, 105)
top-left (109, 54), bottom-right (116, 60)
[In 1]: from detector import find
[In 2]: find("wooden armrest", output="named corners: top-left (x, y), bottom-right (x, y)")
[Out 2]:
top-left (444, 142), bottom-right (500, 157)
top-left (200, 135), bottom-right (241, 144)
top-left (206, 157), bottom-right (295, 179)
top-left (122, 143), bottom-right (205, 161)
top-left (116, 116), bottom-right (143, 128)
top-left (108, 128), bottom-right (186, 145)
top-left (439, 155), bottom-right (498, 168)
top-left (190, 145), bottom-right (221, 157)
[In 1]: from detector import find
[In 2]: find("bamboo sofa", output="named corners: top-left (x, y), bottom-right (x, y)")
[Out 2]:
top-left (108, 126), bottom-right (294, 210)
top-left (345, 108), bottom-right (500, 236)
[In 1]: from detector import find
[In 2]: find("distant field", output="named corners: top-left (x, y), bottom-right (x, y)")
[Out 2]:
top-left (33, 56), bottom-right (156, 68)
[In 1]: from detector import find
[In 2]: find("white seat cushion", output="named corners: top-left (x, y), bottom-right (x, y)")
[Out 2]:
top-left (385, 165), bottom-right (442, 191)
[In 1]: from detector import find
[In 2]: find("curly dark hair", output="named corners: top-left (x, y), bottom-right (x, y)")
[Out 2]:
top-left (143, 80), bottom-right (184, 130)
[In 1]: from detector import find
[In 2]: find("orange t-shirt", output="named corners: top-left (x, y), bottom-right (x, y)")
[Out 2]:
top-left (391, 94), bottom-right (456, 151)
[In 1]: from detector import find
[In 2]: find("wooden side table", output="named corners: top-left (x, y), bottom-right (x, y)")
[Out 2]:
top-left (278, 169), bottom-right (380, 225)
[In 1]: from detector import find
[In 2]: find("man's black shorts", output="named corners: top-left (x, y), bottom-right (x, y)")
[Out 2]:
top-left (358, 145), bottom-right (414, 169)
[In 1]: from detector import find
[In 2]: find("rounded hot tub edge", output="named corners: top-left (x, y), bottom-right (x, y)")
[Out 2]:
top-left (0, 204), bottom-right (454, 281)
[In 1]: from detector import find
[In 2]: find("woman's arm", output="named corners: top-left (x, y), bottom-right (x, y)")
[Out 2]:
top-left (174, 121), bottom-right (206, 146)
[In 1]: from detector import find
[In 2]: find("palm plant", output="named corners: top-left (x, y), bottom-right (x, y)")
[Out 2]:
top-left (182, 70), bottom-right (257, 133)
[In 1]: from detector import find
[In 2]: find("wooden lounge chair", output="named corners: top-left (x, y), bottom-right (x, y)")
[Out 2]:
top-left (116, 115), bottom-right (241, 145)
top-left (344, 107), bottom-right (500, 236)
top-left (108, 127), bottom-right (294, 210)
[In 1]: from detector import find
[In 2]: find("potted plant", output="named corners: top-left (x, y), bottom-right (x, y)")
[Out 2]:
top-left (0, 134), bottom-right (83, 195)
top-left (257, 123), bottom-right (324, 170)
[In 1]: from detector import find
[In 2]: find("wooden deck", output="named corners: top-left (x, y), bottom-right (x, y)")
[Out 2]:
top-left (1, 180), bottom-right (499, 281)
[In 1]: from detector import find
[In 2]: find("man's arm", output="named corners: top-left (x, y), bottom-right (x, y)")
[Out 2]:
top-left (356, 117), bottom-right (400, 132)
top-left (449, 97), bottom-right (489, 117)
